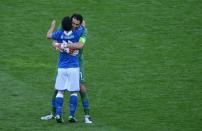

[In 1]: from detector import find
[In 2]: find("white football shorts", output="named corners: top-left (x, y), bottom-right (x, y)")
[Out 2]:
top-left (55, 68), bottom-right (80, 92)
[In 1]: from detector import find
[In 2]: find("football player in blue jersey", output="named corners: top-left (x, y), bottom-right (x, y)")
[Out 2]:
top-left (41, 14), bottom-right (92, 123)
top-left (46, 16), bottom-right (83, 123)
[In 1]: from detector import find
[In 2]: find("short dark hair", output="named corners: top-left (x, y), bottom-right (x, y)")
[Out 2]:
top-left (61, 16), bottom-right (72, 31)
top-left (71, 13), bottom-right (83, 24)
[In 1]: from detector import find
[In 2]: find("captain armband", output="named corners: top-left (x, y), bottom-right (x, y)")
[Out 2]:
top-left (79, 37), bottom-right (86, 44)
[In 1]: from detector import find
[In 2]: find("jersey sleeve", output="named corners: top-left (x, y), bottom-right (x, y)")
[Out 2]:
top-left (79, 27), bottom-right (88, 44)
top-left (51, 31), bottom-right (61, 41)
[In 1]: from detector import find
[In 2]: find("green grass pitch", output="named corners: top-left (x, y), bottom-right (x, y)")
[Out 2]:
top-left (0, 0), bottom-right (202, 130)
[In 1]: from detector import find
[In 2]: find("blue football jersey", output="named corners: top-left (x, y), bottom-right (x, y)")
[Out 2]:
top-left (52, 26), bottom-right (84, 68)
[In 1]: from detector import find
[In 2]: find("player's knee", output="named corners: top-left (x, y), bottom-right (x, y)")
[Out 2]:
top-left (56, 91), bottom-right (64, 98)
top-left (80, 84), bottom-right (86, 93)
top-left (70, 92), bottom-right (78, 97)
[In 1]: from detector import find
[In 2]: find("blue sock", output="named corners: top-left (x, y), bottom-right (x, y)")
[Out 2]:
top-left (69, 94), bottom-right (78, 117)
top-left (55, 97), bottom-right (63, 116)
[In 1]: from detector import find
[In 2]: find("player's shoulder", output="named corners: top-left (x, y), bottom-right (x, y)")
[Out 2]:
top-left (78, 25), bottom-right (88, 32)
top-left (78, 26), bottom-right (88, 35)
top-left (73, 26), bottom-right (83, 36)
top-left (52, 30), bottom-right (64, 40)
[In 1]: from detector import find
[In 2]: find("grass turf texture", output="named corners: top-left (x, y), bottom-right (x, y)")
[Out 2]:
top-left (0, 0), bottom-right (202, 130)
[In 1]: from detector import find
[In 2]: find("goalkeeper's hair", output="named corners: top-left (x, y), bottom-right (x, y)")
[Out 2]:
top-left (61, 16), bottom-right (72, 31)
top-left (71, 13), bottom-right (83, 24)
